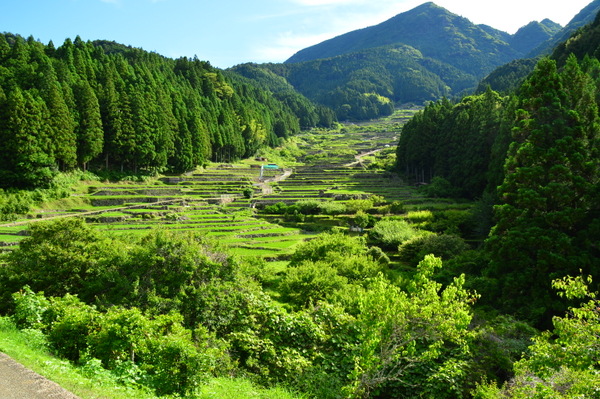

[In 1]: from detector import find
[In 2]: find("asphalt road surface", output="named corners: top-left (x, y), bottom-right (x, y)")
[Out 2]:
top-left (0, 353), bottom-right (80, 399)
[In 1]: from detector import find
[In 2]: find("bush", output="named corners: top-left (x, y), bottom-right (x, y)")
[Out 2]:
top-left (45, 294), bottom-right (97, 362)
top-left (404, 210), bottom-right (434, 224)
top-left (419, 176), bottom-right (460, 198)
top-left (345, 199), bottom-right (374, 213)
top-left (296, 199), bottom-right (322, 215)
top-left (369, 218), bottom-right (423, 250)
top-left (242, 186), bottom-right (254, 199)
top-left (11, 285), bottom-right (50, 330)
top-left (319, 200), bottom-right (346, 215)
top-left (280, 261), bottom-right (348, 308)
top-left (428, 209), bottom-right (475, 237)
top-left (398, 234), bottom-right (469, 266)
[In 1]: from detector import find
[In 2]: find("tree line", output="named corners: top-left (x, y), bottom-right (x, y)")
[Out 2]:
top-left (0, 34), bottom-right (333, 189)
top-left (395, 53), bottom-right (599, 327)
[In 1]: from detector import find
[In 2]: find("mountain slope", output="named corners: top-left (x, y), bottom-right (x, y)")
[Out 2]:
top-left (233, 42), bottom-right (480, 120)
top-left (528, 0), bottom-right (600, 56)
top-left (478, 0), bottom-right (600, 94)
top-left (510, 19), bottom-right (562, 54)
top-left (285, 2), bottom-right (554, 79)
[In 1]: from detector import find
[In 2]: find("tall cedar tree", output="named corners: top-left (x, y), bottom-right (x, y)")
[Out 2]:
top-left (485, 57), bottom-right (600, 327)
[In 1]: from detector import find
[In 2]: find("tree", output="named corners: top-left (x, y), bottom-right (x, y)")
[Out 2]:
top-left (73, 78), bottom-right (103, 170)
top-left (485, 57), bottom-right (600, 326)
top-left (0, 218), bottom-right (125, 307)
top-left (0, 87), bottom-right (56, 188)
top-left (347, 255), bottom-right (477, 398)
top-left (474, 274), bottom-right (600, 398)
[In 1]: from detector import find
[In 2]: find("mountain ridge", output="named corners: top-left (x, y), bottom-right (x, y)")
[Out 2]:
top-left (285, 2), bottom-right (559, 78)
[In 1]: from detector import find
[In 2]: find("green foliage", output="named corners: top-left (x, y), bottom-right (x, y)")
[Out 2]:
top-left (484, 56), bottom-right (600, 326)
top-left (279, 261), bottom-right (348, 308)
top-left (419, 176), bottom-right (460, 198)
top-left (398, 234), bottom-right (469, 266)
top-left (369, 218), bottom-right (425, 249)
top-left (0, 34), bottom-right (326, 187)
top-left (396, 90), bottom-right (508, 199)
top-left (318, 200), bottom-right (346, 215)
top-left (0, 218), bottom-right (123, 306)
top-left (469, 315), bottom-right (538, 386)
top-left (347, 255), bottom-right (478, 398)
top-left (474, 274), bottom-right (600, 398)
top-left (11, 285), bottom-right (50, 330)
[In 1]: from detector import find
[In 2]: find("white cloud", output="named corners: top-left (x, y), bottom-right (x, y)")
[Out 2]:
top-left (290, 0), bottom-right (363, 5)
top-left (253, 31), bottom-right (335, 63)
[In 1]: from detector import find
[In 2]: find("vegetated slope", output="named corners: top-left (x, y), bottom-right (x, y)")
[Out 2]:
top-left (286, 2), bottom-right (553, 77)
top-left (479, 0), bottom-right (600, 93)
top-left (233, 44), bottom-right (473, 121)
top-left (509, 19), bottom-right (563, 55)
top-left (528, 0), bottom-right (600, 57)
top-left (223, 65), bottom-right (336, 129)
top-left (241, 2), bottom-right (561, 120)
top-left (551, 10), bottom-right (600, 65)
top-left (0, 34), bottom-right (330, 190)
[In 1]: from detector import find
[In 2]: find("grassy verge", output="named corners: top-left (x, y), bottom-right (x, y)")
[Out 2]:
top-left (0, 317), bottom-right (156, 399)
top-left (0, 317), bottom-right (303, 399)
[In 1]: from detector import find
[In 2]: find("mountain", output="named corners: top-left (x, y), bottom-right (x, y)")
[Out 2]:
top-left (478, 0), bottom-right (600, 94)
top-left (236, 2), bottom-right (562, 120)
top-left (552, 10), bottom-right (600, 65)
top-left (509, 19), bottom-right (562, 55)
top-left (285, 2), bottom-right (556, 78)
top-left (528, 0), bottom-right (600, 57)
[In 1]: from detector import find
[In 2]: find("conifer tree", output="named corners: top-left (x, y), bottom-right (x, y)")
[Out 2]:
top-left (73, 78), bottom-right (103, 170)
top-left (485, 57), bottom-right (600, 325)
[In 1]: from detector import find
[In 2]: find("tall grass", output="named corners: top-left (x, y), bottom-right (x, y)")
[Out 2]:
top-left (0, 317), bottom-right (305, 399)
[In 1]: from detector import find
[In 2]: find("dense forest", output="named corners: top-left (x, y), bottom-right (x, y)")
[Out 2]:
top-left (233, 2), bottom-right (565, 122)
top-left (0, 34), bottom-right (332, 189)
top-left (396, 34), bottom-right (600, 328)
top-left (0, 3), bottom-right (599, 399)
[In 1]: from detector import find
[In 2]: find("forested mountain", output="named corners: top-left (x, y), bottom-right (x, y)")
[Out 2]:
top-left (528, 0), bottom-right (600, 57)
top-left (509, 19), bottom-right (563, 55)
top-left (286, 2), bottom-right (555, 74)
top-left (0, 34), bottom-right (330, 189)
top-left (478, 0), bottom-right (600, 93)
top-left (395, 18), bottom-right (600, 328)
top-left (237, 2), bottom-right (562, 121)
top-left (233, 44), bottom-right (474, 121)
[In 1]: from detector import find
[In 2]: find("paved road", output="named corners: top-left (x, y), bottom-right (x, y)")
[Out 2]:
top-left (0, 353), bottom-right (80, 399)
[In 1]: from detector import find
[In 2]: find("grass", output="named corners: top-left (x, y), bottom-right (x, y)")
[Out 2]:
top-left (0, 317), bottom-right (304, 399)
top-left (196, 377), bottom-right (303, 399)
top-left (0, 317), bottom-right (157, 399)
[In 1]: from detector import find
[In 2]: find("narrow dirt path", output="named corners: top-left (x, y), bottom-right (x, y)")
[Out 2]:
top-left (0, 198), bottom-right (189, 229)
top-left (0, 353), bottom-right (80, 399)
top-left (255, 168), bottom-right (293, 194)
top-left (344, 148), bottom-right (382, 167)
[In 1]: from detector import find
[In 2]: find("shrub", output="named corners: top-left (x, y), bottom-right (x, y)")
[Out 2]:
top-left (319, 200), bottom-right (346, 215)
top-left (369, 218), bottom-right (423, 250)
top-left (242, 186), bottom-right (254, 199)
top-left (404, 210), bottom-right (434, 224)
top-left (296, 199), bottom-right (322, 215)
top-left (45, 294), bottom-right (97, 362)
top-left (346, 199), bottom-right (374, 213)
top-left (428, 209), bottom-right (475, 236)
top-left (280, 261), bottom-right (348, 308)
top-left (11, 286), bottom-right (50, 330)
top-left (419, 176), bottom-right (460, 198)
top-left (398, 234), bottom-right (469, 266)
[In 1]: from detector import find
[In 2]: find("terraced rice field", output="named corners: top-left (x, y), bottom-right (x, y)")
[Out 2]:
top-left (0, 109), bottom-right (426, 259)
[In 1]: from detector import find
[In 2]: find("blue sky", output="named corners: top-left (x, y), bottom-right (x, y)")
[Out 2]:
top-left (1, 0), bottom-right (593, 68)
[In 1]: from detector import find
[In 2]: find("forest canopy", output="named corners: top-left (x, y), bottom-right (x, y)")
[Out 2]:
top-left (0, 34), bottom-right (333, 189)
